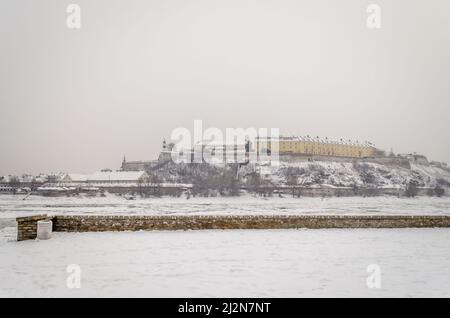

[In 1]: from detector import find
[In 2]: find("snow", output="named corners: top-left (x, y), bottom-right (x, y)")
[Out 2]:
top-left (1, 194), bottom-right (449, 297)
top-left (1, 228), bottom-right (450, 297)
top-left (411, 163), bottom-right (450, 183)
top-left (63, 174), bottom-right (88, 182)
top-left (88, 171), bottom-right (147, 182)
top-left (0, 194), bottom-right (449, 219)
top-left (273, 161), bottom-right (450, 188)
top-left (56, 182), bottom-right (192, 188)
top-left (36, 186), bottom-right (76, 192)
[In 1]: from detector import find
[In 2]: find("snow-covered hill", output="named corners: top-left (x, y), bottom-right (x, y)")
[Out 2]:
top-left (270, 161), bottom-right (450, 189)
top-left (149, 158), bottom-right (450, 191)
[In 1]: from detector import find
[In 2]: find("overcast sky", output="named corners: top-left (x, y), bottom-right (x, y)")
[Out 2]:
top-left (0, 0), bottom-right (449, 175)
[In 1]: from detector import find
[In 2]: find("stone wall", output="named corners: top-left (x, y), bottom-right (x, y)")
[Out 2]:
top-left (16, 214), bottom-right (450, 241)
top-left (271, 187), bottom-right (404, 197)
top-left (16, 215), bottom-right (51, 241)
top-left (52, 215), bottom-right (450, 232)
top-left (279, 153), bottom-right (411, 168)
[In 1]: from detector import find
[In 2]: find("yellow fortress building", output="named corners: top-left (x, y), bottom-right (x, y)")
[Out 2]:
top-left (256, 136), bottom-right (376, 158)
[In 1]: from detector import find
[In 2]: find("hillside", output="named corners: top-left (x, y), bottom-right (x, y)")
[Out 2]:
top-left (272, 161), bottom-right (450, 189)
top-left (148, 158), bottom-right (450, 192)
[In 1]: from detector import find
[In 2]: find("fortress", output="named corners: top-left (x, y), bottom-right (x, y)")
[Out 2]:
top-left (121, 135), bottom-right (381, 171)
top-left (256, 136), bottom-right (378, 158)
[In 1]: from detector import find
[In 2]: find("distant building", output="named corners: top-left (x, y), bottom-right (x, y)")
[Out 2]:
top-left (120, 157), bottom-right (148, 171)
top-left (256, 136), bottom-right (377, 158)
top-left (430, 161), bottom-right (447, 169)
top-left (46, 173), bottom-right (66, 183)
top-left (0, 186), bottom-right (15, 193)
top-left (87, 171), bottom-right (149, 184)
top-left (121, 140), bottom-right (172, 171)
top-left (190, 140), bottom-right (248, 164)
top-left (61, 174), bottom-right (88, 183)
top-left (403, 153), bottom-right (429, 165)
top-left (0, 174), bottom-right (44, 186)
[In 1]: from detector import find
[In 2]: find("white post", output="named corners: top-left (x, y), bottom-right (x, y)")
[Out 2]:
top-left (37, 220), bottom-right (52, 240)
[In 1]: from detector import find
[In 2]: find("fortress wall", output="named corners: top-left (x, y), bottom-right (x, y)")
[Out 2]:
top-left (279, 154), bottom-right (411, 168)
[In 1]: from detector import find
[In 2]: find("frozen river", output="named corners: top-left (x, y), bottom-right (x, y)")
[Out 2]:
top-left (1, 228), bottom-right (450, 297)
top-left (0, 195), bottom-right (449, 220)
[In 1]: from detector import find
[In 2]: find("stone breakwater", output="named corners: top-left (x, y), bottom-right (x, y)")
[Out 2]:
top-left (16, 214), bottom-right (450, 241)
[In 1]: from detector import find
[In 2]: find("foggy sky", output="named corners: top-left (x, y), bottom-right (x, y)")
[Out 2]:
top-left (1, 0), bottom-right (449, 175)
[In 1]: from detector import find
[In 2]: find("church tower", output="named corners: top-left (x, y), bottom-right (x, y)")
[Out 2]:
top-left (158, 139), bottom-right (172, 163)
top-left (121, 155), bottom-right (126, 170)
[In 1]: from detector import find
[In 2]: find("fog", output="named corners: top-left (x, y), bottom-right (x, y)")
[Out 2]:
top-left (1, 0), bottom-right (449, 175)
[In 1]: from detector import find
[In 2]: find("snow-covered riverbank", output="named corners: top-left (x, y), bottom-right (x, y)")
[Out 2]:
top-left (2, 194), bottom-right (449, 297)
top-left (1, 228), bottom-right (450, 297)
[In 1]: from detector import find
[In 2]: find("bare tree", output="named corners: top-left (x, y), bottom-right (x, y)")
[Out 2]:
top-left (405, 180), bottom-right (419, 197)
top-left (9, 176), bottom-right (21, 194)
top-left (286, 174), bottom-right (298, 197)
